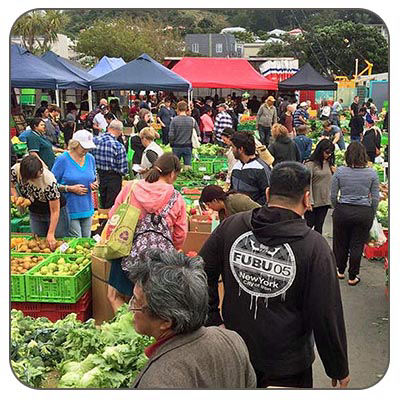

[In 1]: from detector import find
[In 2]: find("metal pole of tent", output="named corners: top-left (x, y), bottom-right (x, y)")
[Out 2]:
top-left (88, 87), bottom-right (93, 112)
top-left (55, 86), bottom-right (60, 107)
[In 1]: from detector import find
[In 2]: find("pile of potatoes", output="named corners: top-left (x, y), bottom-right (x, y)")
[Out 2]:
top-left (11, 255), bottom-right (46, 275)
top-left (11, 196), bottom-right (31, 208)
top-left (11, 237), bottom-right (64, 253)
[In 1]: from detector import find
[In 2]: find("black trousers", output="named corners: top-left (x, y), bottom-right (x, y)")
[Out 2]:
top-left (332, 204), bottom-right (374, 280)
top-left (161, 127), bottom-right (170, 145)
top-left (98, 170), bottom-right (122, 209)
top-left (305, 205), bottom-right (330, 234)
top-left (258, 367), bottom-right (313, 388)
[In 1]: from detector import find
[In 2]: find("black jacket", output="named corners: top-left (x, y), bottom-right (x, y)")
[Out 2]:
top-left (199, 206), bottom-right (349, 383)
top-left (230, 157), bottom-right (271, 205)
top-left (362, 128), bottom-right (381, 153)
top-left (268, 136), bottom-right (301, 166)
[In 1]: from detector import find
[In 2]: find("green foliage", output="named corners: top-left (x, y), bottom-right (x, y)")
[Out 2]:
top-left (12, 10), bottom-right (68, 55)
top-left (11, 305), bottom-right (153, 388)
top-left (258, 20), bottom-right (388, 77)
top-left (232, 31), bottom-right (255, 43)
top-left (74, 17), bottom-right (185, 62)
top-left (376, 200), bottom-right (388, 228)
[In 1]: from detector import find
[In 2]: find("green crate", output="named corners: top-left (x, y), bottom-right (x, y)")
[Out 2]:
top-left (192, 161), bottom-right (213, 174)
top-left (25, 254), bottom-right (91, 303)
top-left (68, 238), bottom-right (96, 248)
top-left (378, 170), bottom-right (385, 183)
top-left (381, 134), bottom-right (388, 146)
top-left (11, 218), bottom-right (23, 232)
top-left (11, 253), bottom-right (50, 302)
top-left (213, 160), bottom-right (228, 173)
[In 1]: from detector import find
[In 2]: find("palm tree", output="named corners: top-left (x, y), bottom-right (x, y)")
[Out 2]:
top-left (12, 10), bottom-right (67, 54)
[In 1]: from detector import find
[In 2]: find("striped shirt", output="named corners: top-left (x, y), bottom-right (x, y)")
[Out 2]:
top-left (92, 133), bottom-right (128, 175)
top-left (293, 108), bottom-right (308, 127)
top-left (331, 166), bottom-right (380, 213)
top-left (214, 112), bottom-right (233, 143)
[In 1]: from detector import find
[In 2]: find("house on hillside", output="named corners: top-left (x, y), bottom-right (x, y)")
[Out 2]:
top-left (185, 33), bottom-right (239, 57)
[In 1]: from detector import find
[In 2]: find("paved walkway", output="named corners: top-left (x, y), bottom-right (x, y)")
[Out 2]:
top-left (312, 210), bottom-right (389, 389)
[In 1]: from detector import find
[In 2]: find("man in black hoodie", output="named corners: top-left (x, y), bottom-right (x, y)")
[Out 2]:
top-left (199, 162), bottom-right (350, 389)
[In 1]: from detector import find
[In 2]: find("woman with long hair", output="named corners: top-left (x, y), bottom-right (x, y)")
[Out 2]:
top-left (199, 185), bottom-right (260, 221)
top-left (304, 139), bottom-right (335, 234)
top-left (268, 123), bottom-right (301, 166)
top-left (106, 153), bottom-right (188, 313)
top-left (11, 155), bottom-right (70, 250)
top-left (331, 142), bottom-right (380, 286)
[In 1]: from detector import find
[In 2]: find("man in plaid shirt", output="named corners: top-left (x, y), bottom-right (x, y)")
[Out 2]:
top-left (92, 120), bottom-right (128, 208)
top-left (214, 103), bottom-right (233, 145)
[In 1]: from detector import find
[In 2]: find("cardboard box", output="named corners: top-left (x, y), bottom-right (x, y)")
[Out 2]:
top-left (189, 215), bottom-right (212, 233)
top-left (91, 255), bottom-right (114, 325)
top-left (182, 231), bottom-right (211, 254)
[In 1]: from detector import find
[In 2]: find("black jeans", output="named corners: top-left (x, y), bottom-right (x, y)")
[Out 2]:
top-left (258, 366), bottom-right (313, 388)
top-left (161, 126), bottom-right (170, 145)
top-left (258, 125), bottom-right (271, 146)
top-left (98, 170), bottom-right (123, 209)
top-left (332, 204), bottom-right (374, 280)
top-left (305, 205), bottom-right (330, 234)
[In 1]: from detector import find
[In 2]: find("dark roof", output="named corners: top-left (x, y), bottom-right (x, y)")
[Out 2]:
top-left (278, 63), bottom-right (337, 90)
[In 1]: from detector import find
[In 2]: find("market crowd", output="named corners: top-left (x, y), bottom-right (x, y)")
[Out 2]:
top-left (10, 90), bottom-right (387, 389)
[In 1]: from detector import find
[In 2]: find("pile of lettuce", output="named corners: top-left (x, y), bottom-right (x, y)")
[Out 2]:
top-left (11, 305), bottom-right (153, 388)
top-left (376, 200), bottom-right (388, 228)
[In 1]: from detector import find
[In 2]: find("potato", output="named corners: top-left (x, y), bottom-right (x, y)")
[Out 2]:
top-left (19, 245), bottom-right (28, 252)
top-left (32, 247), bottom-right (41, 253)
top-left (25, 249), bottom-right (32, 253)
top-left (28, 241), bottom-right (36, 249)
top-left (43, 248), bottom-right (51, 253)
top-left (15, 197), bottom-right (25, 206)
top-left (39, 243), bottom-right (46, 250)
top-left (23, 199), bottom-right (31, 207)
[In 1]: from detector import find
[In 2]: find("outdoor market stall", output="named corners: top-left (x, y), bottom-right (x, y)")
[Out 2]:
top-left (88, 56), bottom-right (126, 78)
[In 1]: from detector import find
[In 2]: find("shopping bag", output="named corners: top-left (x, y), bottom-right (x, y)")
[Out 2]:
top-left (191, 118), bottom-right (201, 149)
top-left (93, 181), bottom-right (140, 260)
top-left (369, 217), bottom-right (387, 244)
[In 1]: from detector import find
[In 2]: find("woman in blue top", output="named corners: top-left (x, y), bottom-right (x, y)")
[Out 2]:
top-left (52, 130), bottom-right (98, 237)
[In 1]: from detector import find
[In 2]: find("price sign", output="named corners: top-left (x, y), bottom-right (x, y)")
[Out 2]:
top-left (59, 242), bottom-right (69, 253)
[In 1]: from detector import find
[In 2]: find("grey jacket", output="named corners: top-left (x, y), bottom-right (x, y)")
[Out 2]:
top-left (132, 326), bottom-right (257, 389)
top-left (169, 115), bottom-right (200, 148)
top-left (256, 104), bottom-right (278, 128)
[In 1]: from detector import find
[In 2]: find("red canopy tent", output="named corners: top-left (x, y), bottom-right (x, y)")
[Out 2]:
top-left (171, 57), bottom-right (278, 90)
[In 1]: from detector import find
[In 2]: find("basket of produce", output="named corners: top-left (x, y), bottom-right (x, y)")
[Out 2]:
top-left (11, 254), bottom-right (49, 301)
top-left (25, 254), bottom-right (92, 303)
top-left (11, 235), bottom-right (74, 254)
top-left (11, 289), bottom-right (92, 322)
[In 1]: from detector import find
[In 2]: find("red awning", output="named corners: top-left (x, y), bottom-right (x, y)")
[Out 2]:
top-left (171, 57), bottom-right (278, 90)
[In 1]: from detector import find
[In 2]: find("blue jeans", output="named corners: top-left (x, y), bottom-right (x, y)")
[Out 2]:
top-left (258, 125), bottom-right (271, 146)
top-left (173, 147), bottom-right (192, 166)
top-left (337, 135), bottom-right (346, 150)
top-left (69, 216), bottom-right (93, 238)
top-left (30, 206), bottom-right (70, 238)
top-left (351, 136), bottom-right (361, 142)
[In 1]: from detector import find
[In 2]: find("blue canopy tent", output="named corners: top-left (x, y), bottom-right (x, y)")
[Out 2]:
top-left (11, 44), bottom-right (89, 90)
top-left (89, 54), bottom-right (192, 92)
top-left (88, 56), bottom-right (126, 78)
top-left (41, 51), bottom-right (95, 83)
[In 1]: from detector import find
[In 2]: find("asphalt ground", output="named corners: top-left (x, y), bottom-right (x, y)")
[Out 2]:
top-left (312, 210), bottom-right (389, 389)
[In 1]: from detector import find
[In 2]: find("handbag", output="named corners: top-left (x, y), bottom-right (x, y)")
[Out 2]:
top-left (92, 181), bottom-right (140, 260)
top-left (191, 118), bottom-right (201, 149)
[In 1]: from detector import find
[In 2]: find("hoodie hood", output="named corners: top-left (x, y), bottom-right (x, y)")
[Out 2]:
top-left (277, 136), bottom-right (292, 144)
top-left (133, 180), bottom-right (174, 213)
top-left (250, 206), bottom-right (311, 246)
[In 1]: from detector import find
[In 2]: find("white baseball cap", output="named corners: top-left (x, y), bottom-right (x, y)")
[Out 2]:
top-left (72, 130), bottom-right (96, 150)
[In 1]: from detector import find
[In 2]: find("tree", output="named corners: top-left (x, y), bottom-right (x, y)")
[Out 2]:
top-left (232, 31), bottom-right (255, 43)
top-left (74, 17), bottom-right (185, 63)
top-left (12, 10), bottom-right (68, 54)
top-left (258, 21), bottom-right (388, 78)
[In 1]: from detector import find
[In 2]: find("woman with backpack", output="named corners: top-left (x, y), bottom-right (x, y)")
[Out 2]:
top-left (106, 153), bottom-right (188, 313)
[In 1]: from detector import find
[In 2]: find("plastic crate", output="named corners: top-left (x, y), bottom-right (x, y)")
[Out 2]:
top-left (13, 143), bottom-right (28, 156)
top-left (11, 253), bottom-right (50, 302)
top-left (192, 161), bottom-right (213, 175)
top-left (377, 170), bottom-right (385, 183)
top-left (11, 219), bottom-right (31, 233)
top-left (213, 160), bottom-right (228, 173)
top-left (25, 254), bottom-right (91, 303)
top-left (363, 242), bottom-right (388, 260)
top-left (11, 289), bottom-right (92, 322)
top-left (381, 134), bottom-right (388, 146)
